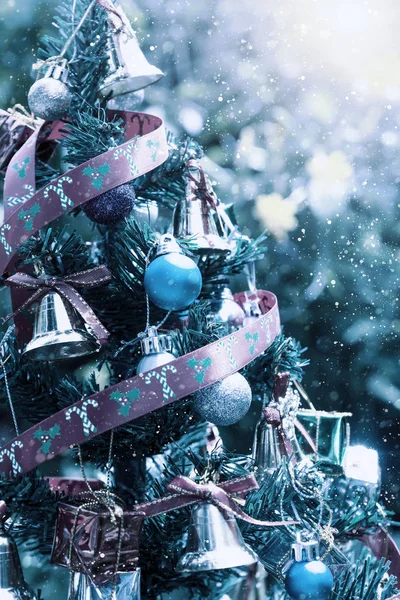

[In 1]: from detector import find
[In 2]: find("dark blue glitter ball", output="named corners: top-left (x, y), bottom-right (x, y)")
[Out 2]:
top-left (83, 184), bottom-right (135, 225)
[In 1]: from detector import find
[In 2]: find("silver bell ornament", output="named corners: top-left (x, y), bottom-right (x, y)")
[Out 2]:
top-left (133, 199), bottom-right (159, 227)
top-left (241, 263), bottom-right (262, 326)
top-left (0, 502), bottom-right (37, 600)
top-left (73, 570), bottom-right (141, 600)
top-left (99, 8), bottom-right (163, 99)
top-left (251, 373), bottom-right (300, 478)
top-left (23, 291), bottom-right (100, 361)
top-left (192, 372), bottom-right (252, 426)
top-left (172, 161), bottom-right (231, 257)
top-left (143, 234), bottom-right (202, 312)
top-left (203, 278), bottom-right (245, 333)
top-left (177, 502), bottom-right (258, 572)
top-left (284, 532), bottom-right (334, 600)
top-left (28, 60), bottom-right (72, 121)
top-left (137, 327), bottom-right (175, 374)
top-left (251, 411), bottom-right (283, 480)
top-left (241, 289), bottom-right (262, 328)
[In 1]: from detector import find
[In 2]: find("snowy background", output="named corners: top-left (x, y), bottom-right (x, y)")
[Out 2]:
top-left (0, 0), bottom-right (399, 516)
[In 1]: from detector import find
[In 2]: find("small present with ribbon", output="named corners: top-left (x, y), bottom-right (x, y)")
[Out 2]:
top-left (0, 108), bottom-right (36, 172)
top-left (51, 473), bottom-right (296, 577)
top-left (51, 495), bottom-right (145, 577)
top-left (295, 408), bottom-right (352, 471)
top-left (47, 477), bottom-right (105, 496)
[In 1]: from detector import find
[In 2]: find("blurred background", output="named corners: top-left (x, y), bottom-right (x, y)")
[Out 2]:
top-left (0, 0), bottom-right (399, 517)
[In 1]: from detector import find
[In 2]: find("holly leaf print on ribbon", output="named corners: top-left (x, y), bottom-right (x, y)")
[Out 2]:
top-left (33, 424), bottom-right (61, 455)
top-left (17, 203), bottom-right (41, 231)
top-left (110, 388), bottom-right (140, 417)
top-left (147, 139), bottom-right (160, 162)
top-left (82, 162), bottom-right (111, 190)
top-left (187, 356), bottom-right (212, 384)
top-left (245, 332), bottom-right (259, 355)
top-left (12, 156), bottom-right (30, 179)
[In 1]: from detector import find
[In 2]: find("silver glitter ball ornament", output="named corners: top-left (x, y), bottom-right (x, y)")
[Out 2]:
top-left (28, 62), bottom-right (72, 121)
top-left (192, 372), bottom-right (252, 426)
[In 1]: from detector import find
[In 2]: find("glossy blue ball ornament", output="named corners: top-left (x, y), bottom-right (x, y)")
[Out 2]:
top-left (285, 560), bottom-right (334, 600)
top-left (144, 251), bottom-right (202, 311)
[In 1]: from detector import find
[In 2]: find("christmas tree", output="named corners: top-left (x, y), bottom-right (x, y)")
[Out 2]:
top-left (0, 1), bottom-right (398, 599)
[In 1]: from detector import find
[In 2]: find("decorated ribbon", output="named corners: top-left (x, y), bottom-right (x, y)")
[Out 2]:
top-left (0, 290), bottom-right (280, 480)
top-left (4, 266), bottom-right (112, 344)
top-left (161, 475), bottom-right (296, 526)
top-left (1, 110), bottom-right (168, 275)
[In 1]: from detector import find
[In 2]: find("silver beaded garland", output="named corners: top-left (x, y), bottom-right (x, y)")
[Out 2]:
top-left (28, 62), bottom-right (72, 121)
top-left (192, 372), bottom-right (252, 426)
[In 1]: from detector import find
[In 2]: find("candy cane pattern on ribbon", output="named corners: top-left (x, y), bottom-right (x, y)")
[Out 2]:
top-left (0, 223), bottom-right (12, 257)
top-left (114, 141), bottom-right (139, 177)
top-left (260, 313), bottom-right (273, 345)
top-left (43, 176), bottom-right (74, 211)
top-left (6, 184), bottom-right (34, 208)
top-left (65, 399), bottom-right (99, 437)
top-left (145, 364), bottom-right (178, 403)
top-left (217, 335), bottom-right (239, 371)
top-left (0, 441), bottom-right (24, 476)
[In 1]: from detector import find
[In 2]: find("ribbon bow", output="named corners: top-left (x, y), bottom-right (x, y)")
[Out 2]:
top-left (4, 266), bottom-right (112, 343)
top-left (263, 406), bottom-right (296, 460)
top-left (162, 474), bottom-right (297, 527)
top-left (185, 159), bottom-right (219, 210)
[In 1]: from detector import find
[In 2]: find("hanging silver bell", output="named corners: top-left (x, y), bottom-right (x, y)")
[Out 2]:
top-left (172, 173), bottom-right (231, 257)
top-left (133, 199), bottom-right (159, 227)
top-left (251, 412), bottom-right (283, 479)
top-left (242, 290), bottom-right (263, 327)
top-left (176, 502), bottom-right (258, 572)
top-left (0, 502), bottom-right (37, 600)
top-left (203, 279), bottom-right (245, 332)
top-left (99, 11), bottom-right (164, 99)
top-left (23, 292), bottom-right (100, 361)
top-left (73, 569), bottom-right (141, 600)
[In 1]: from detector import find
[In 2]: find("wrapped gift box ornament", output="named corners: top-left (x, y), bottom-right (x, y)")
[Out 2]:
top-left (51, 499), bottom-right (145, 578)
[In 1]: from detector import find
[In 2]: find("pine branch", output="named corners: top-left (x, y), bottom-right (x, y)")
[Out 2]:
top-left (243, 333), bottom-right (309, 400)
top-left (61, 108), bottom-right (125, 166)
top-left (38, 0), bottom-right (110, 110)
top-left (15, 227), bottom-right (93, 275)
top-left (199, 233), bottom-right (267, 284)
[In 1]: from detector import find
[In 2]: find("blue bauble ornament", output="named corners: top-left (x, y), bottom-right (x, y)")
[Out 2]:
top-left (84, 184), bottom-right (134, 225)
top-left (285, 560), bottom-right (334, 600)
top-left (144, 235), bottom-right (202, 311)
